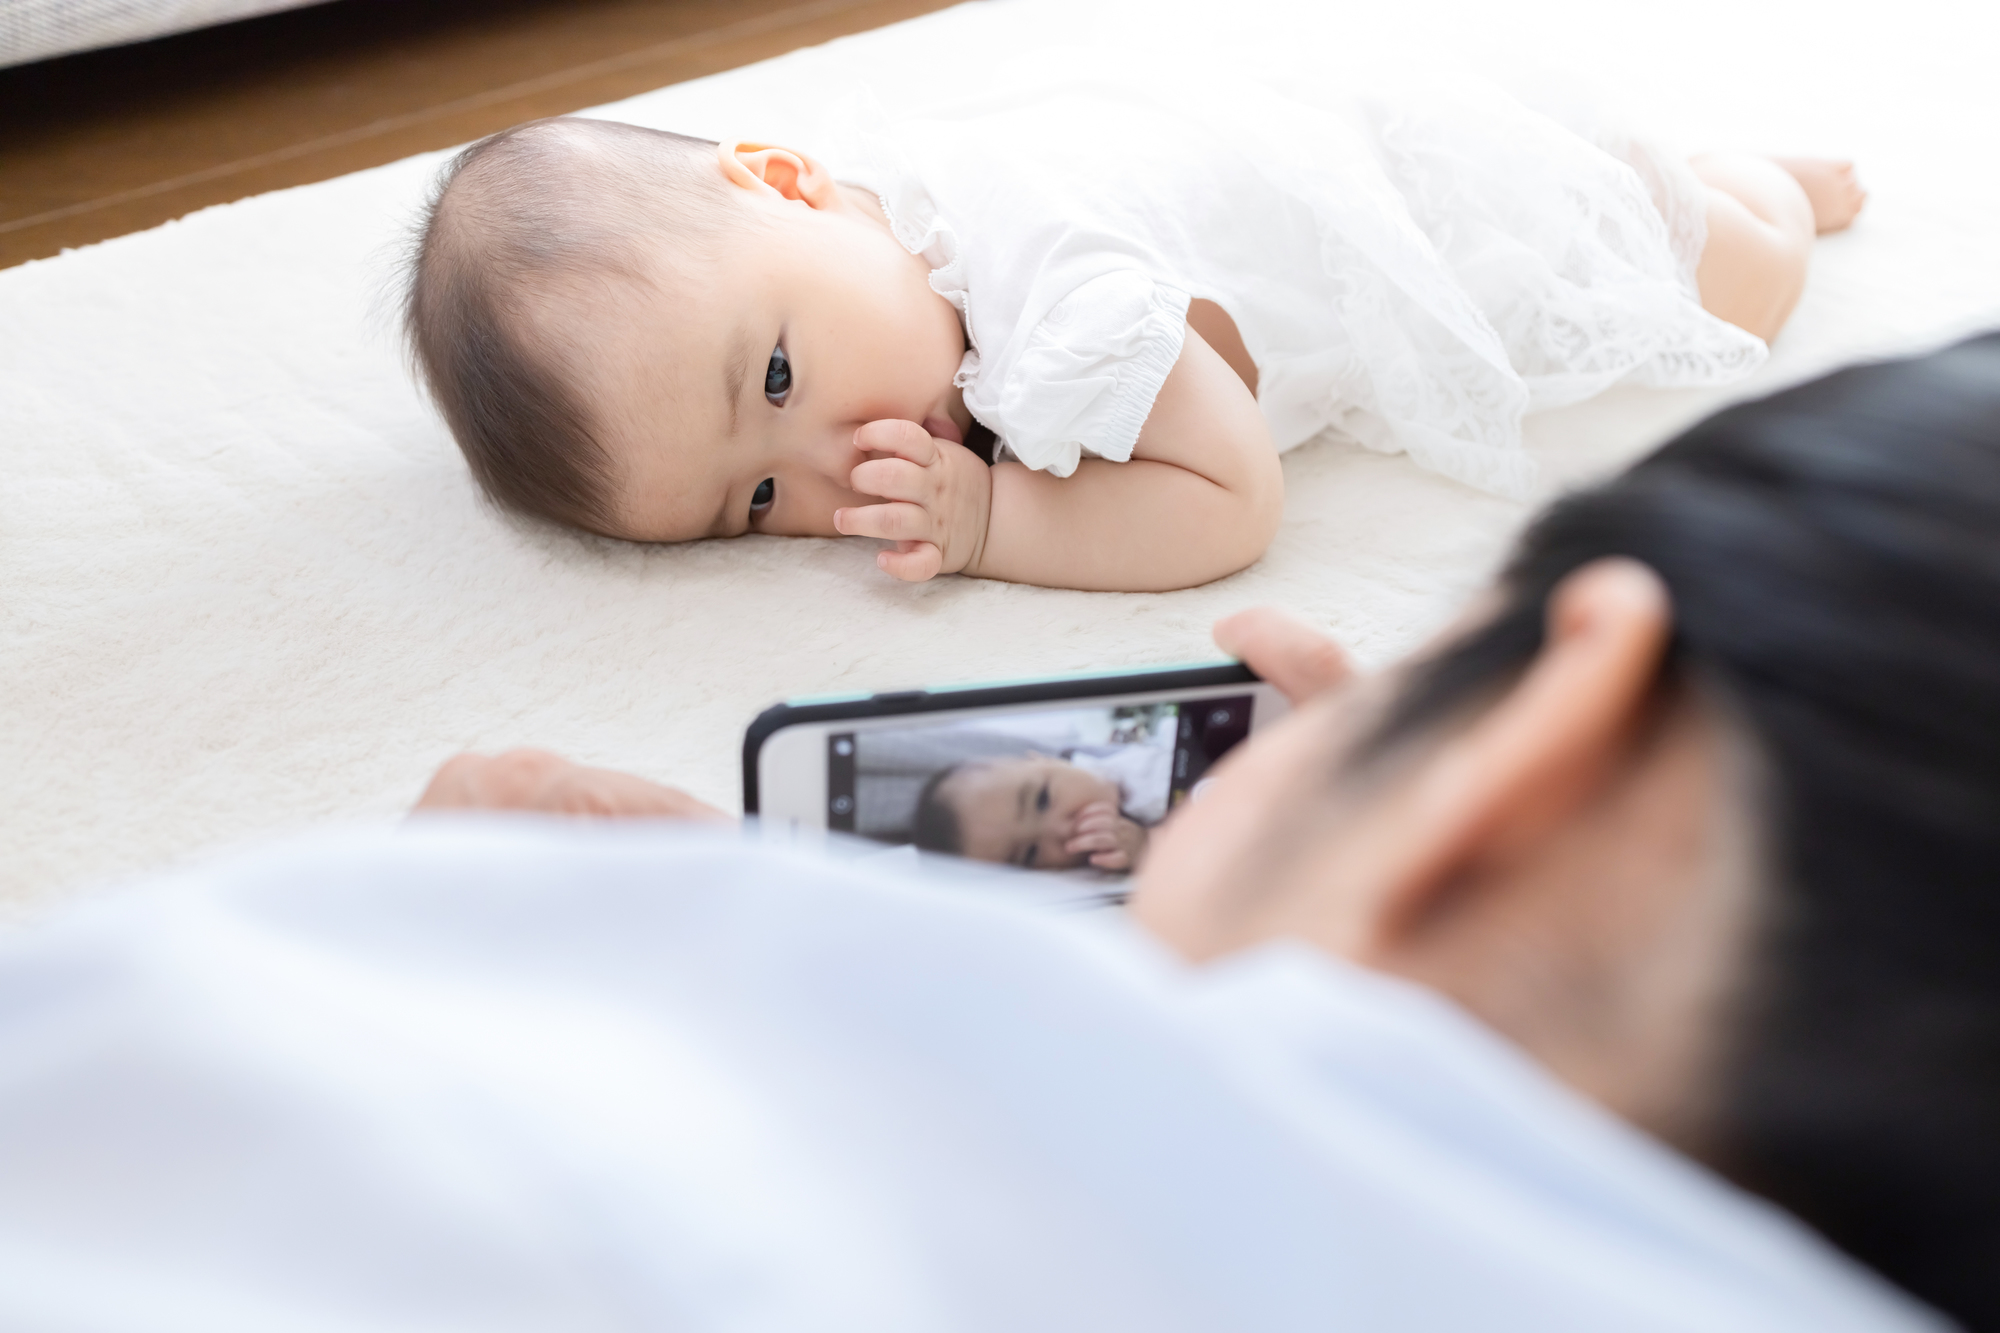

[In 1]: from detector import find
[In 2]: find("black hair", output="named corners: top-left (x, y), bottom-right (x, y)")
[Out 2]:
top-left (911, 766), bottom-right (969, 855)
top-left (402, 117), bottom-right (727, 534)
top-left (1371, 333), bottom-right (2000, 1328)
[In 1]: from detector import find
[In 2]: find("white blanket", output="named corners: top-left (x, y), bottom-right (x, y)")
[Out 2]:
top-left (6, 0), bottom-right (1999, 915)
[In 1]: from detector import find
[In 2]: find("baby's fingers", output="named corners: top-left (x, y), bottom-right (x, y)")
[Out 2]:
top-left (835, 501), bottom-right (936, 544)
top-left (1068, 802), bottom-right (1118, 832)
top-left (1089, 849), bottom-right (1133, 871)
top-left (878, 540), bottom-right (941, 583)
top-left (850, 456), bottom-right (931, 502)
top-left (1069, 811), bottom-right (1117, 839)
top-left (1065, 826), bottom-right (1122, 855)
top-left (853, 418), bottom-right (939, 465)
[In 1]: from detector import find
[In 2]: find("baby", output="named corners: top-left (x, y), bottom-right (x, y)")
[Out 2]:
top-left (403, 69), bottom-right (1864, 592)
top-left (910, 752), bottom-right (1160, 873)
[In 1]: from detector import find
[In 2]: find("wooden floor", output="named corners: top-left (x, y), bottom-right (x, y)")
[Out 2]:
top-left (0, 0), bottom-right (961, 270)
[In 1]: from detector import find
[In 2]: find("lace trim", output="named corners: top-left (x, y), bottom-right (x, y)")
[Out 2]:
top-left (1331, 75), bottom-right (1765, 493)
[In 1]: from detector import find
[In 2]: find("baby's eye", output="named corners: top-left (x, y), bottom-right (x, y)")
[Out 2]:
top-left (1036, 781), bottom-right (1050, 812)
top-left (1021, 844), bottom-right (1039, 868)
top-left (750, 478), bottom-right (776, 516)
top-left (764, 344), bottom-right (792, 404)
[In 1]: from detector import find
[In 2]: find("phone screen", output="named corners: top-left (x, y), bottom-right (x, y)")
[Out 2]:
top-left (823, 693), bottom-right (1255, 874)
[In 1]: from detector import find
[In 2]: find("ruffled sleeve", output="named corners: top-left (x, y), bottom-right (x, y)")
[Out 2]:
top-left (963, 271), bottom-right (1191, 478)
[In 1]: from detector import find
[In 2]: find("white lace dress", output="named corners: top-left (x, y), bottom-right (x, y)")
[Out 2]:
top-left (829, 57), bottom-right (1766, 497)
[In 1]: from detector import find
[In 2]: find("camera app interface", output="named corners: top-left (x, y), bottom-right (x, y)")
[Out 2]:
top-left (827, 695), bottom-right (1254, 874)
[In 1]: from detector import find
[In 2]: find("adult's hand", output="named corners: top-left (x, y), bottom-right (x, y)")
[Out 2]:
top-left (410, 614), bottom-right (1348, 825)
top-left (413, 749), bottom-right (732, 823)
top-left (1213, 607), bottom-right (1354, 703)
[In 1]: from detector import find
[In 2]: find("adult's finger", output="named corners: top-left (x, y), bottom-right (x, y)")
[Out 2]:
top-left (1212, 607), bottom-right (1354, 703)
top-left (853, 418), bottom-right (938, 463)
top-left (413, 749), bottom-right (730, 822)
top-left (544, 765), bottom-right (733, 821)
top-left (835, 500), bottom-right (935, 543)
top-left (414, 748), bottom-right (565, 810)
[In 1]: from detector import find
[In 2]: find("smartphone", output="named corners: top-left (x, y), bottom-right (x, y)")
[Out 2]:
top-left (744, 661), bottom-right (1287, 874)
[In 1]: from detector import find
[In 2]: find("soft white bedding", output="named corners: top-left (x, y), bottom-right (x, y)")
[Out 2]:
top-left (5, 0), bottom-right (1999, 915)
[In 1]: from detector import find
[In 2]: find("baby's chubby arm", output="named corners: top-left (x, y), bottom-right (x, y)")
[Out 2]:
top-left (836, 328), bottom-right (1284, 590)
top-left (979, 329), bottom-right (1283, 590)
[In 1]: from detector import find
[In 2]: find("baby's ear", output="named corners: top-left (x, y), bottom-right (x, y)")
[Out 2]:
top-left (717, 140), bottom-right (841, 209)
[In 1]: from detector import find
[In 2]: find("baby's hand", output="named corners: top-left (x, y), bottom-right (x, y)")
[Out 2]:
top-left (1065, 800), bottom-right (1149, 872)
top-left (836, 419), bottom-right (993, 582)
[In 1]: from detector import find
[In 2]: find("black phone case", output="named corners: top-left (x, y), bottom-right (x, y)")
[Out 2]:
top-left (742, 661), bottom-right (1261, 814)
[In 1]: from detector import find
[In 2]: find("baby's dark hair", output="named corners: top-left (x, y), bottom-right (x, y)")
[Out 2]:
top-left (911, 765), bottom-right (971, 855)
top-left (402, 117), bottom-right (730, 533)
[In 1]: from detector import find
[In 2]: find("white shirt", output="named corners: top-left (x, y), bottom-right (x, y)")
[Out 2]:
top-left (831, 54), bottom-right (1764, 496)
top-left (1069, 739), bottom-right (1174, 823)
top-left (0, 822), bottom-right (1937, 1331)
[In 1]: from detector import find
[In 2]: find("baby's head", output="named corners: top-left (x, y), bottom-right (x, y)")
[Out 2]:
top-left (912, 754), bottom-right (1121, 870)
top-left (403, 117), bottom-right (966, 542)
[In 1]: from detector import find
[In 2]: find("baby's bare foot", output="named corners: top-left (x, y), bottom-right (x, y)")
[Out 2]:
top-left (1774, 157), bottom-right (1868, 233)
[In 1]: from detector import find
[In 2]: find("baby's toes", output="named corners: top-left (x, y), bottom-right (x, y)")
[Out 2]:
top-left (1825, 164), bottom-right (1867, 230)
top-left (1779, 156), bottom-right (1866, 233)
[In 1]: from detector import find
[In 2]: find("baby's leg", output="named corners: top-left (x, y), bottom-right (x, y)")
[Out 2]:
top-left (1690, 154), bottom-right (1866, 342)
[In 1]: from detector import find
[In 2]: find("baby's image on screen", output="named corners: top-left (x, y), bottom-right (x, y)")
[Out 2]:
top-left (827, 697), bottom-right (1251, 874)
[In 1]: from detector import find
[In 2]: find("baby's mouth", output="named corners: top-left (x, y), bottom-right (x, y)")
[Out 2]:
top-left (920, 414), bottom-right (963, 446)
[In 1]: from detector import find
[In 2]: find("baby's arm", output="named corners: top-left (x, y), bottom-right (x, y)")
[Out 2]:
top-left (839, 328), bottom-right (1283, 591)
top-left (977, 328), bottom-right (1283, 590)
